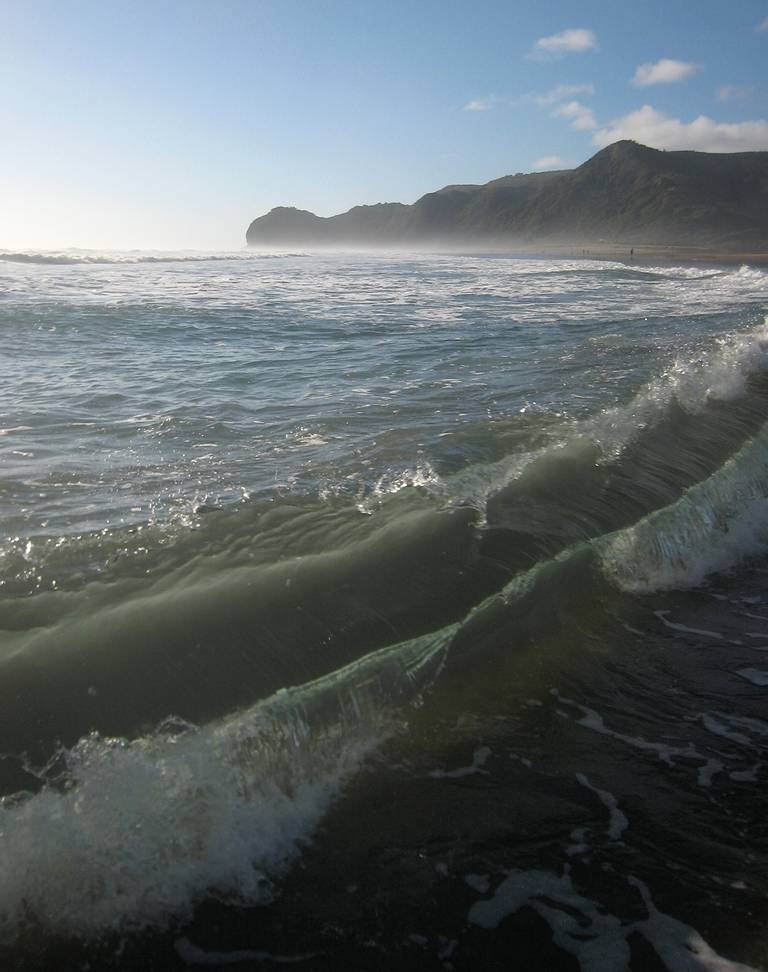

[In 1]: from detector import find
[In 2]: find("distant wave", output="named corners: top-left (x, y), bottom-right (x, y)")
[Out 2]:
top-left (0, 251), bottom-right (308, 266)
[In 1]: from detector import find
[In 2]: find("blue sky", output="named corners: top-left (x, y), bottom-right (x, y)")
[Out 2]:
top-left (1, 0), bottom-right (767, 249)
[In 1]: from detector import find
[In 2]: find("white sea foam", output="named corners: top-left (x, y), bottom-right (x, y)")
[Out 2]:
top-left (469, 869), bottom-right (630, 968)
top-left (440, 317), bottom-right (768, 520)
top-left (700, 714), bottom-right (751, 746)
top-left (0, 726), bottom-right (339, 939)
top-left (575, 773), bottom-right (628, 841)
top-left (469, 868), bottom-right (760, 971)
top-left (0, 249), bottom-right (306, 266)
top-left (629, 876), bottom-right (760, 972)
top-left (589, 317), bottom-right (768, 460)
top-left (0, 626), bottom-right (453, 941)
top-left (554, 691), bottom-right (727, 788)
top-left (601, 423), bottom-right (768, 593)
top-left (428, 745), bottom-right (492, 779)
top-left (356, 461), bottom-right (444, 513)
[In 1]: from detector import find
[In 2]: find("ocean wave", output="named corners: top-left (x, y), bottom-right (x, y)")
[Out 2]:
top-left (0, 625), bottom-right (452, 940)
top-left (0, 250), bottom-right (307, 266)
top-left (587, 315), bottom-right (768, 455)
top-left (600, 422), bottom-right (768, 593)
top-left (2, 417), bottom-right (768, 941)
top-left (444, 315), bottom-right (768, 521)
top-left (3, 318), bottom-right (768, 600)
top-left (0, 496), bottom-right (479, 763)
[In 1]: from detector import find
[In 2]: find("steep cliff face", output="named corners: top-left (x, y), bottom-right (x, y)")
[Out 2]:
top-left (245, 170), bottom-right (565, 246)
top-left (505, 141), bottom-right (768, 245)
top-left (245, 207), bottom-right (325, 244)
top-left (246, 141), bottom-right (768, 248)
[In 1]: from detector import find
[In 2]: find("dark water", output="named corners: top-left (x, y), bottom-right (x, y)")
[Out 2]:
top-left (0, 248), bottom-right (767, 970)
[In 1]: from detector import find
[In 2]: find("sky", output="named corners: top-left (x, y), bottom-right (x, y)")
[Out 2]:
top-left (1, 0), bottom-right (767, 250)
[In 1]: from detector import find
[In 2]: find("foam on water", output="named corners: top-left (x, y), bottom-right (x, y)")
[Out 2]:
top-left (469, 869), bottom-right (760, 971)
top-left (428, 745), bottom-right (492, 778)
top-left (2, 250), bottom-right (768, 963)
top-left (553, 692), bottom-right (733, 788)
top-left (355, 461), bottom-right (444, 514)
top-left (438, 316), bottom-right (768, 519)
top-left (0, 625), bottom-right (453, 940)
top-left (1, 251), bottom-right (766, 555)
top-left (575, 774), bottom-right (628, 841)
top-left (0, 249), bottom-right (306, 266)
top-left (587, 316), bottom-right (768, 460)
top-left (469, 867), bottom-right (629, 970)
top-left (600, 421), bottom-right (768, 593)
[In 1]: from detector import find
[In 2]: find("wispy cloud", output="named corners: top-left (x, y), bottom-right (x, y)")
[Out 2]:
top-left (756, 16), bottom-right (768, 31)
top-left (533, 155), bottom-right (566, 170)
top-left (716, 84), bottom-right (752, 103)
top-left (529, 28), bottom-right (598, 61)
top-left (472, 82), bottom-right (596, 114)
top-left (532, 83), bottom-right (595, 106)
top-left (462, 96), bottom-right (498, 112)
top-left (552, 100), bottom-right (597, 130)
top-left (593, 105), bottom-right (768, 152)
top-left (631, 59), bottom-right (701, 87)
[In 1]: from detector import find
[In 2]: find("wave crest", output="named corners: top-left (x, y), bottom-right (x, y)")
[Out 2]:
top-left (601, 424), bottom-right (768, 592)
top-left (0, 250), bottom-right (307, 266)
top-left (0, 625), bottom-right (451, 940)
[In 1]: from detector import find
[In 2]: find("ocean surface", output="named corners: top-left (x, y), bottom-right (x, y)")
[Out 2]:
top-left (0, 247), bottom-right (767, 970)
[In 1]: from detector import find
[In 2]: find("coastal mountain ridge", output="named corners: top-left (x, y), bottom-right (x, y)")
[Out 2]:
top-left (246, 140), bottom-right (768, 249)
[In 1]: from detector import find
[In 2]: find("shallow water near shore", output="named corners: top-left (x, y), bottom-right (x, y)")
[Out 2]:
top-left (0, 248), bottom-right (767, 970)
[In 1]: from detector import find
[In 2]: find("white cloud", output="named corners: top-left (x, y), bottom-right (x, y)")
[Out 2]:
top-left (756, 16), bottom-right (768, 31)
top-left (552, 100), bottom-right (597, 130)
top-left (631, 59), bottom-right (701, 87)
top-left (592, 105), bottom-right (768, 152)
top-left (716, 84), bottom-right (752, 103)
top-left (529, 28), bottom-right (598, 60)
top-left (533, 155), bottom-right (566, 170)
top-left (532, 83), bottom-right (595, 106)
top-left (462, 97), bottom-right (497, 112)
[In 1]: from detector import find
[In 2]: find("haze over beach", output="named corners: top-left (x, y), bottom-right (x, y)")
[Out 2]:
top-left (3, 0), bottom-right (768, 251)
top-left (2, 3), bottom-right (768, 971)
top-left (245, 139), bottom-right (768, 258)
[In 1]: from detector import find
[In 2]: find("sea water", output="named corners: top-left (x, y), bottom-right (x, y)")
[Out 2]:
top-left (0, 248), bottom-right (767, 970)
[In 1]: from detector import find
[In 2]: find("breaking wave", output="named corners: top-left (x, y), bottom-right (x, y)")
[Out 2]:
top-left (600, 424), bottom-right (768, 592)
top-left (0, 250), bottom-right (307, 266)
top-left (2, 253), bottom-right (768, 962)
top-left (0, 625), bottom-right (451, 940)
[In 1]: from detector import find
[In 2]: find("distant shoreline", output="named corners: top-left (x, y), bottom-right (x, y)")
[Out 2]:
top-left (247, 142), bottom-right (768, 259)
top-left (508, 242), bottom-right (768, 267)
top-left (243, 241), bottom-right (768, 268)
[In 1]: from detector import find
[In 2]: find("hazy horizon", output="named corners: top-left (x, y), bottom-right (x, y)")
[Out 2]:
top-left (3, 0), bottom-right (768, 251)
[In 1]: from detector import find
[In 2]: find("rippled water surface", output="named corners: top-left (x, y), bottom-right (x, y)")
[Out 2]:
top-left (1, 250), bottom-right (765, 541)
